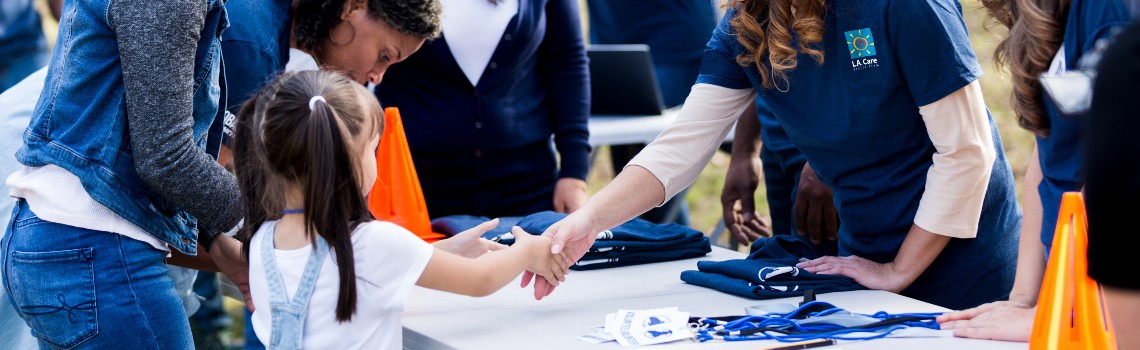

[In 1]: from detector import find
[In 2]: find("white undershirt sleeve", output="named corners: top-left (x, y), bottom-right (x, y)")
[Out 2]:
top-left (626, 83), bottom-right (756, 205)
top-left (914, 80), bottom-right (995, 238)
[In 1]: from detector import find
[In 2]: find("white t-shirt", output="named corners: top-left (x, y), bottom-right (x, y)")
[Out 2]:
top-left (249, 220), bottom-right (434, 349)
top-left (440, 0), bottom-right (518, 86)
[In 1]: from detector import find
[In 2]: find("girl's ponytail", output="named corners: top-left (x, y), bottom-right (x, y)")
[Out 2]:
top-left (233, 70), bottom-right (380, 322)
top-left (299, 92), bottom-right (365, 322)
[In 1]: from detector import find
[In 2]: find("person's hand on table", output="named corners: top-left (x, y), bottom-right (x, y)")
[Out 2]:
top-left (210, 235), bottom-right (254, 311)
top-left (794, 162), bottom-right (838, 244)
top-left (553, 178), bottom-right (588, 213)
top-left (520, 211), bottom-right (598, 299)
top-left (797, 255), bottom-right (909, 293)
top-left (721, 150), bottom-right (771, 243)
top-left (433, 218), bottom-right (508, 258)
top-left (936, 301), bottom-right (1035, 341)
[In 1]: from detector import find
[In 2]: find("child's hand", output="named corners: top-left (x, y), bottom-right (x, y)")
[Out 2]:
top-left (434, 218), bottom-right (508, 258)
top-left (511, 226), bottom-right (569, 288)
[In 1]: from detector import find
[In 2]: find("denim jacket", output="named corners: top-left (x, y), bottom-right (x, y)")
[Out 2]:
top-left (16, 0), bottom-right (229, 254)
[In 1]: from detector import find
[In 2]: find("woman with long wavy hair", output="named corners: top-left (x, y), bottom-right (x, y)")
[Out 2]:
top-left (523, 0), bottom-right (1022, 311)
top-left (937, 0), bottom-right (1132, 342)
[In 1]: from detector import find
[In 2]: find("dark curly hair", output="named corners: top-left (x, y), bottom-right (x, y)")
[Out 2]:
top-left (293, 0), bottom-right (442, 60)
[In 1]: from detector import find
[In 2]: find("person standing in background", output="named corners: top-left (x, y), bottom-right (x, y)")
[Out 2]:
top-left (722, 101), bottom-right (837, 250)
top-left (376, 0), bottom-right (591, 219)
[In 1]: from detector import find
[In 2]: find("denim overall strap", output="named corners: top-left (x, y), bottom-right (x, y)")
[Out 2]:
top-left (260, 221), bottom-right (331, 349)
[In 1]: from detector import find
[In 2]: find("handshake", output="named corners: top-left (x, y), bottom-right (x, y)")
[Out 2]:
top-left (427, 218), bottom-right (578, 298)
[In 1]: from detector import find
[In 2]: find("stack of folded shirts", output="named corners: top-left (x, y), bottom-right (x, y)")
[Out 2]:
top-left (430, 211), bottom-right (711, 270)
top-left (431, 214), bottom-right (521, 238)
top-left (680, 235), bottom-right (864, 299)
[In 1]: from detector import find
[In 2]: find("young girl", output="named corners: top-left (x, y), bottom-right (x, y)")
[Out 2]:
top-left (233, 70), bottom-right (568, 349)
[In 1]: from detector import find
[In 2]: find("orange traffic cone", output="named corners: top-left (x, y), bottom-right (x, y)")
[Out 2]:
top-left (1029, 192), bottom-right (1117, 350)
top-left (368, 107), bottom-right (446, 243)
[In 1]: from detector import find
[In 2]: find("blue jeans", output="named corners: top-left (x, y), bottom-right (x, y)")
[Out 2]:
top-left (0, 226), bottom-right (35, 350)
top-left (1, 200), bottom-right (193, 349)
top-left (189, 271), bottom-right (230, 336)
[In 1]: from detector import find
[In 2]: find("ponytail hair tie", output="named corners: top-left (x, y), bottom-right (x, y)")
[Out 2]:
top-left (309, 95), bottom-right (327, 110)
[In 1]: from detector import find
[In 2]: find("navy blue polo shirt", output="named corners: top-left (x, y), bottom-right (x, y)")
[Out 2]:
top-left (697, 1), bottom-right (1020, 309)
top-left (1036, 0), bottom-right (1131, 250)
top-left (754, 97), bottom-right (798, 154)
top-left (375, 0), bottom-right (590, 219)
top-left (220, 0), bottom-right (292, 114)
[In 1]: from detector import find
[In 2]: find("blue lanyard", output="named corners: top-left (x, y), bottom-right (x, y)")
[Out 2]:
top-left (689, 301), bottom-right (943, 343)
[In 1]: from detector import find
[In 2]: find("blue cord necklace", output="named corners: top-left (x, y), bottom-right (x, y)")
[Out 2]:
top-left (689, 301), bottom-right (943, 343)
top-left (283, 209), bottom-right (304, 215)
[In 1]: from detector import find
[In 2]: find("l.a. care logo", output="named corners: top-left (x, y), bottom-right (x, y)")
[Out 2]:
top-left (845, 28), bottom-right (880, 71)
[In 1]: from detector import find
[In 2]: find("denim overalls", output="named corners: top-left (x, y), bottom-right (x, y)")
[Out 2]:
top-left (261, 221), bottom-right (331, 349)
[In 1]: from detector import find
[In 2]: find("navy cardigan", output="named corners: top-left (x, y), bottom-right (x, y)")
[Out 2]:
top-left (376, 0), bottom-right (590, 218)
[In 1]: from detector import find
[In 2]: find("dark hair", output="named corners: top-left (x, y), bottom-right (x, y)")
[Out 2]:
top-left (981, 0), bottom-right (1070, 137)
top-left (293, 0), bottom-right (442, 59)
top-left (234, 70), bottom-right (383, 322)
top-left (730, 0), bottom-right (827, 91)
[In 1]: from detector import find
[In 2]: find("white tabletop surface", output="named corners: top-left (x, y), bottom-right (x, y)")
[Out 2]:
top-left (402, 247), bottom-right (1027, 350)
top-left (588, 107), bottom-right (735, 147)
top-left (587, 108), bottom-right (680, 147)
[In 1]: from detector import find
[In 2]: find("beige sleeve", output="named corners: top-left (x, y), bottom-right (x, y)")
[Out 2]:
top-left (914, 80), bottom-right (996, 239)
top-left (626, 83), bottom-right (756, 205)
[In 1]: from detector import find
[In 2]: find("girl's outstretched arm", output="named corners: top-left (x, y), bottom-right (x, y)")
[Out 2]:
top-left (417, 227), bottom-right (568, 297)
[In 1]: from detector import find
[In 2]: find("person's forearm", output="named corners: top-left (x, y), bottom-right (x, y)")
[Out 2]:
top-left (575, 166), bottom-right (666, 234)
top-left (890, 224), bottom-right (952, 289)
top-left (466, 247), bottom-right (534, 296)
top-left (1009, 145), bottom-right (1046, 305)
top-left (420, 244), bottom-right (534, 297)
top-left (112, 0), bottom-right (244, 236)
top-left (731, 102), bottom-right (761, 160)
top-left (167, 244), bottom-right (220, 271)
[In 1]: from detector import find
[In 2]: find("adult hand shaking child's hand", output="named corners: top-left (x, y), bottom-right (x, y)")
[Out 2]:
top-left (512, 226), bottom-right (570, 289)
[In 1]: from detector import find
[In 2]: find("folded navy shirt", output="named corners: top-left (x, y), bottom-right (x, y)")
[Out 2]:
top-left (431, 215), bottom-right (522, 238)
top-left (431, 211), bottom-right (711, 270)
top-left (577, 236), bottom-right (711, 270)
top-left (681, 236), bottom-right (864, 299)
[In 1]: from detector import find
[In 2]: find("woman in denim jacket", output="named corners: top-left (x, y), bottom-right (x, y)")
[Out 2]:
top-left (0, 0), bottom-right (246, 348)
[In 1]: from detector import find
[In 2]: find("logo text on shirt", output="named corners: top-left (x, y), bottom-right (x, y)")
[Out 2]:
top-left (845, 28), bottom-right (880, 71)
